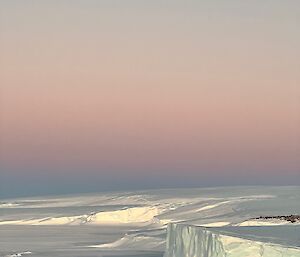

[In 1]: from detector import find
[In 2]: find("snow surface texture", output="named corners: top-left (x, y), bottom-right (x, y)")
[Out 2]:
top-left (165, 223), bottom-right (300, 257)
top-left (0, 206), bottom-right (160, 225)
top-left (1, 186), bottom-right (300, 256)
top-left (3, 252), bottom-right (31, 257)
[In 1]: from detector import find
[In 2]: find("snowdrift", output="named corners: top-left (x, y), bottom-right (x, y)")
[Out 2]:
top-left (0, 206), bottom-right (160, 226)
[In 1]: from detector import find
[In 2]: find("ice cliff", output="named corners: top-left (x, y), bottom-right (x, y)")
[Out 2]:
top-left (164, 223), bottom-right (300, 257)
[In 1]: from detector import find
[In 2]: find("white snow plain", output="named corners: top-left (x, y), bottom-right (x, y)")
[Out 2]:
top-left (0, 186), bottom-right (300, 257)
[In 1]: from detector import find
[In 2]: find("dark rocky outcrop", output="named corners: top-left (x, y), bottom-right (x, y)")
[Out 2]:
top-left (254, 215), bottom-right (300, 223)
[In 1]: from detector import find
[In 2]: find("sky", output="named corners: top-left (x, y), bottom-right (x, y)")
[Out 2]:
top-left (0, 0), bottom-right (300, 198)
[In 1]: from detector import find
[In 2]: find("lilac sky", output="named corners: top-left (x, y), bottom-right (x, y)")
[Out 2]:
top-left (0, 1), bottom-right (300, 197)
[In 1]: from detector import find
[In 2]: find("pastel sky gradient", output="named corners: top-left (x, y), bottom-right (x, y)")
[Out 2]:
top-left (1, 0), bottom-right (300, 197)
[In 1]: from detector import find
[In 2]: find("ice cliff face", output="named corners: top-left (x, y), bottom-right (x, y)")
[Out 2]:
top-left (165, 223), bottom-right (224, 257)
top-left (164, 223), bottom-right (300, 257)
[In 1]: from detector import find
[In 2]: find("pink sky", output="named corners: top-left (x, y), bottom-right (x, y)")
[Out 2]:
top-left (0, 1), bottom-right (300, 196)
